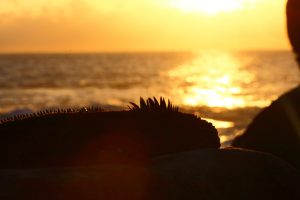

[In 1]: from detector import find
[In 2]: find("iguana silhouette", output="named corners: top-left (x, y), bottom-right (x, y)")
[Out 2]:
top-left (0, 97), bottom-right (220, 168)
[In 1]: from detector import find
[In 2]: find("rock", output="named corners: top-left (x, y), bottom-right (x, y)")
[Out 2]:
top-left (0, 165), bottom-right (151, 200)
top-left (232, 86), bottom-right (300, 169)
top-left (152, 148), bottom-right (300, 200)
top-left (0, 148), bottom-right (299, 200)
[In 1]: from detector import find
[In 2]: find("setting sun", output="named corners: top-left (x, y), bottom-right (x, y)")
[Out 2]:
top-left (170, 0), bottom-right (254, 15)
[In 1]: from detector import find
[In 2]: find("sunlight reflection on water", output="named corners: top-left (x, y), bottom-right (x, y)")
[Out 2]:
top-left (167, 51), bottom-right (275, 109)
top-left (200, 115), bottom-right (236, 146)
top-left (202, 117), bottom-right (234, 129)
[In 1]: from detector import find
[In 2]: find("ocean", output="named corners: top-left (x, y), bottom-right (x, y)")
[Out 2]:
top-left (0, 51), bottom-right (299, 146)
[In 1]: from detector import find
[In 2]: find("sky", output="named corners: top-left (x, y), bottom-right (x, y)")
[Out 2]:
top-left (0, 0), bottom-right (290, 52)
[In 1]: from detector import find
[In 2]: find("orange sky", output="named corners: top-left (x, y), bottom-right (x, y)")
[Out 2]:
top-left (0, 0), bottom-right (290, 52)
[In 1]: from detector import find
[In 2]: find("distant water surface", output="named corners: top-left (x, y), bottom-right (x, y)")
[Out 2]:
top-left (0, 51), bottom-right (299, 145)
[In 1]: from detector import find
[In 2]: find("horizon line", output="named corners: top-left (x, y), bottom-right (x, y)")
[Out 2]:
top-left (0, 48), bottom-right (293, 54)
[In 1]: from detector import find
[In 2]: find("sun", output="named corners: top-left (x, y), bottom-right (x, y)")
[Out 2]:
top-left (170, 0), bottom-right (251, 15)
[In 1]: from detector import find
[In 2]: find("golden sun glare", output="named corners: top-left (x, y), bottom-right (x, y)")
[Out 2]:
top-left (170, 0), bottom-right (252, 15)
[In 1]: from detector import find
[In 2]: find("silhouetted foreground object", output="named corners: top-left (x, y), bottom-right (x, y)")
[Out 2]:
top-left (0, 149), bottom-right (299, 200)
top-left (287, 0), bottom-right (300, 64)
top-left (0, 97), bottom-right (219, 168)
top-left (0, 98), bottom-right (299, 199)
top-left (232, 86), bottom-right (300, 169)
top-left (152, 149), bottom-right (300, 200)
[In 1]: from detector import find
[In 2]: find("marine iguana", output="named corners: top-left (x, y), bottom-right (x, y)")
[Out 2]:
top-left (0, 97), bottom-right (220, 168)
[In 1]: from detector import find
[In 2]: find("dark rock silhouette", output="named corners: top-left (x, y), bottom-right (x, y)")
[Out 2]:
top-left (0, 97), bottom-right (220, 168)
top-left (287, 0), bottom-right (300, 63)
top-left (152, 148), bottom-right (300, 200)
top-left (232, 86), bottom-right (300, 169)
top-left (232, 1), bottom-right (300, 169)
top-left (0, 149), bottom-right (299, 200)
